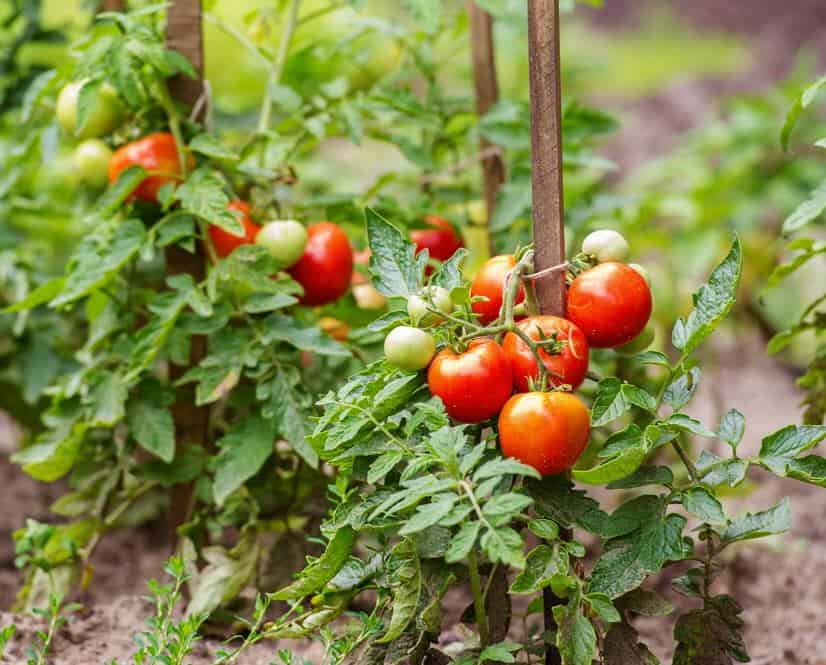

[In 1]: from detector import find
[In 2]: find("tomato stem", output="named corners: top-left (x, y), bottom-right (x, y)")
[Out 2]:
top-left (467, 548), bottom-right (490, 647)
top-left (257, 0), bottom-right (301, 136)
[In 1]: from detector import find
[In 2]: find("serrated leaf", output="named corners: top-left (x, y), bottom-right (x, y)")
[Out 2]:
top-left (528, 519), bottom-right (560, 541)
top-left (366, 208), bottom-right (423, 297)
top-left (553, 601), bottom-right (597, 665)
top-left (663, 367), bottom-right (701, 411)
top-left (634, 350), bottom-right (669, 367)
top-left (781, 75), bottom-right (826, 151)
top-left (671, 237), bottom-right (742, 356)
top-left (666, 414), bottom-right (716, 438)
top-left (399, 496), bottom-right (457, 535)
top-left (603, 621), bottom-right (660, 665)
top-left (482, 493), bottom-right (533, 522)
top-left (621, 384), bottom-right (656, 412)
top-left (273, 527), bottom-right (355, 601)
top-left (98, 166), bottom-right (148, 217)
top-left (573, 444), bottom-right (648, 486)
top-left (377, 540), bottom-right (420, 643)
top-left (509, 544), bottom-right (567, 594)
top-left (478, 642), bottom-right (521, 664)
top-left (260, 372), bottom-right (317, 468)
top-left (718, 409), bottom-right (745, 451)
top-left (607, 465), bottom-right (673, 490)
top-left (430, 248), bottom-right (467, 291)
top-left (445, 521), bottom-right (481, 563)
top-left (783, 455), bottom-right (826, 487)
top-left (212, 416), bottom-right (276, 505)
top-left (188, 133), bottom-right (238, 161)
top-left (175, 168), bottom-right (240, 233)
top-left (474, 457), bottom-right (541, 481)
top-left (528, 475), bottom-right (609, 534)
top-left (682, 487), bottom-right (726, 525)
top-left (617, 588), bottom-right (674, 617)
top-left (719, 498), bottom-right (791, 544)
top-left (585, 593), bottom-right (621, 623)
top-left (591, 378), bottom-right (629, 426)
top-left (262, 314), bottom-right (350, 356)
top-left (367, 451), bottom-right (404, 484)
top-left (758, 425), bottom-right (826, 473)
top-left (3, 278), bottom-right (66, 313)
top-left (673, 595), bottom-right (748, 665)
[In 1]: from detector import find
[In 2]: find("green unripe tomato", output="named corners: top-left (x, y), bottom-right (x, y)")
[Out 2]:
top-left (628, 262), bottom-right (651, 286)
top-left (56, 80), bottom-right (124, 139)
top-left (384, 326), bottom-right (436, 371)
top-left (255, 220), bottom-right (308, 268)
top-left (581, 229), bottom-right (630, 263)
top-left (407, 286), bottom-right (453, 326)
top-left (614, 323), bottom-right (656, 356)
top-left (73, 139), bottom-right (112, 188)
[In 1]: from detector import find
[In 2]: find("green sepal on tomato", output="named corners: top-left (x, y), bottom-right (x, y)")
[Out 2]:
top-left (498, 391), bottom-right (590, 476)
top-left (502, 315), bottom-right (589, 391)
top-left (427, 338), bottom-right (512, 423)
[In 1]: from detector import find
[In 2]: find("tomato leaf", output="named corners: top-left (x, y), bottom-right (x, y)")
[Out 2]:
top-left (377, 540), bottom-right (421, 643)
top-left (212, 416), bottom-right (277, 506)
top-left (682, 487), bottom-right (726, 525)
top-left (365, 207), bottom-right (424, 297)
top-left (273, 526), bottom-right (355, 601)
top-left (175, 168), bottom-right (241, 234)
top-left (509, 544), bottom-right (567, 594)
top-left (718, 498), bottom-right (791, 544)
top-left (673, 595), bottom-right (748, 665)
top-left (552, 599), bottom-right (597, 665)
top-left (671, 236), bottom-right (742, 356)
top-left (718, 409), bottom-right (745, 451)
top-left (445, 521), bottom-right (481, 563)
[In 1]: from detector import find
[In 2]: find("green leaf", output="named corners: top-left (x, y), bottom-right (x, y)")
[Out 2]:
top-left (399, 496), bottom-right (457, 535)
top-left (718, 409), bottom-right (745, 451)
top-left (377, 540), bottom-right (421, 643)
top-left (188, 133), bottom-right (238, 161)
top-left (589, 511), bottom-right (689, 599)
top-left (528, 519), bottom-right (560, 541)
top-left (366, 208), bottom-right (423, 297)
top-left (663, 367), bottom-right (701, 411)
top-left (719, 498), bottom-right (791, 544)
top-left (13, 422), bottom-right (86, 482)
top-left (367, 451), bottom-right (404, 484)
top-left (616, 588), bottom-right (674, 617)
top-left (430, 248), bottom-right (467, 291)
top-left (671, 236), bottom-right (742, 356)
top-left (584, 593), bottom-right (621, 623)
top-left (445, 521), bottom-right (481, 563)
top-left (782, 180), bottom-right (826, 234)
top-left (212, 416), bottom-right (276, 506)
top-left (510, 544), bottom-right (567, 594)
top-left (590, 378), bottom-right (628, 426)
top-left (261, 314), bottom-right (350, 356)
top-left (606, 465), bottom-right (673, 490)
top-left (402, 0), bottom-right (441, 33)
top-left (634, 350), bottom-right (669, 367)
top-left (696, 452), bottom-right (749, 488)
top-left (75, 79), bottom-right (102, 136)
top-left (482, 493), bottom-right (533, 523)
top-left (783, 455), bottom-right (826, 487)
top-left (528, 476), bottom-right (609, 534)
top-left (87, 371), bottom-right (127, 427)
top-left (758, 425), bottom-right (826, 472)
top-left (175, 168), bottom-right (240, 234)
top-left (259, 372), bottom-right (317, 468)
top-left (478, 642), bottom-right (522, 664)
top-left (273, 527), bottom-right (355, 601)
top-left (481, 526), bottom-right (525, 568)
top-left (52, 220), bottom-right (146, 307)
top-left (2, 278), bottom-right (65, 313)
top-left (474, 458), bottom-right (541, 481)
top-left (781, 75), bottom-right (826, 151)
top-left (553, 601), bottom-right (597, 665)
top-left (682, 488), bottom-right (726, 525)
top-left (665, 414), bottom-right (716, 438)
top-left (98, 166), bottom-right (148, 217)
top-left (574, 444), bottom-right (648, 486)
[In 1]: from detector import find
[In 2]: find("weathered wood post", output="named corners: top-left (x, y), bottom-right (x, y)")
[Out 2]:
top-left (467, 0), bottom-right (505, 251)
top-left (526, 1), bottom-right (568, 663)
top-left (164, 0), bottom-right (209, 538)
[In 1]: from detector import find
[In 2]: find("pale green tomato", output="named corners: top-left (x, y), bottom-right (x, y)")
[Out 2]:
top-left (581, 229), bottom-right (630, 263)
top-left (628, 262), bottom-right (651, 286)
top-left (353, 283), bottom-right (387, 310)
top-left (56, 80), bottom-right (124, 139)
top-left (255, 220), bottom-right (308, 267)
top-left (74, 139), bottom-right (112, 188)
top-left (407, 286), bottom-right (453, 326)
top-left (384, 326), bottom-right (436, 371)
top-left (614, 323), bottom-right (656, 356)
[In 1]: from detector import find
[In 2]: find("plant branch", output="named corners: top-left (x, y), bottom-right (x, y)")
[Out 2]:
top-left (467, 549), bottom-right (490, 647)
top-left (257, 0), bottom-right (301, 135)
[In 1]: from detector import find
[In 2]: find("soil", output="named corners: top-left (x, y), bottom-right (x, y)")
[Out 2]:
top-left (2, 1), bottom-right (826, 663)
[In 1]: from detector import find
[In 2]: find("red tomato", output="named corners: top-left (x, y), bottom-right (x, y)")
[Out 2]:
top-left (470, 255), bottom-right (525, 325)
top-left (498, 391), bottom-right (590, 476)
top-left (108, 132), bottom-right (191, 203)
top-left (289, 222), bottom-right (354, 306)
top-left (567, 262), bottom-right (653, 348)
top-left (503, 316), bottom-right (589, 392)
top-left (427, 338), bottom-right (512, 423)
top-left (411, 215), bottom-right (464, 264)
top-left (208, 200), bottom-right (261, 259)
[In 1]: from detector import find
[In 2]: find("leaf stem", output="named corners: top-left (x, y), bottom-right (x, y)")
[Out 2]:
top-left (257, 0), bottom-right (301, 135)
top-left (467, 549), bottom-right (490, 647)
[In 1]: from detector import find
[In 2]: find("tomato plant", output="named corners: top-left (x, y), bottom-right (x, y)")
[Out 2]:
top-left (208, 200), bottom-right (261, 258)
top-left (288, 221), bottom-right (354, 306)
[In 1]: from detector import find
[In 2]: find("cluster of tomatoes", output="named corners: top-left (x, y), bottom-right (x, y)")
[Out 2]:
top-left (384, 228), bottom-right (654, 477)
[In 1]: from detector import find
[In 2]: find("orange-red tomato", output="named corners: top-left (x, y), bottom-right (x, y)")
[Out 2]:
top-left (208, 200), bottom-right (261, 259)
top-left (411, 215), bottom-right (464, 264)
top-left (289, 222), bottom-right (354, 306)
top-left (498, 391), bottom-right (590, 476)
top-left (108, 132), bottom-right (191, 203)
top-left (427, 338), bottom-right (512, 423)
top-left (567, 262), bottom-right (652, 348)
top-left (502, 316), bottom-right (589, 392)
top-left (351, 248), bottom-right (371, 285)
top-left (470, 255), bottom-right (525, 325)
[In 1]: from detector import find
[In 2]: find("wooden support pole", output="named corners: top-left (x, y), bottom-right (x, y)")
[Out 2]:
top-left (165, 0), bottom-right (208, 541)
top-left (466, 0), bottom-right (505, 251)
top-left (527, 2), bottom-right (567, 664)
top-left (101, 0), bottom-right (125, 11)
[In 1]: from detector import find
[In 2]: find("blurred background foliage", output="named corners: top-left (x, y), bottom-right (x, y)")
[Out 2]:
top-left (1, 0), bottom-right (824, 427)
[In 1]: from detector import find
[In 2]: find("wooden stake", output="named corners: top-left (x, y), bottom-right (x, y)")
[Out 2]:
top-left (527, 0), bottom-right (566, 317)
top-left (466, 0), bottom-right (505, 250)
top-left (165, 0), bottom-right (208, 541)
top-left (527, 2), bottom-right (567, 664)
top-left (101, 0), bottom-right (125, 11)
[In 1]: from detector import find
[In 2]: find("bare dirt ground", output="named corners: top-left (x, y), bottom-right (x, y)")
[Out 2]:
top-left (2, 1), bottom-right (826, 663)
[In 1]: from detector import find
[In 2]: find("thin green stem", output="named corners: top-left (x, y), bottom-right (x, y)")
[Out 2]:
top-left (467, 549), bottom-right (490, 647)
top-left (257, 0), bottom-right (301, 135)
top-left (154, 81), bottom-right (189, 177)
top-left (297, 1), bottom-right (346, 26)
top-left (203, 12), bottom-right (271, 66)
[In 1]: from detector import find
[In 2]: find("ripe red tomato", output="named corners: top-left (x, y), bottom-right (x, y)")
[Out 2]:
top-left (108, 132), bottom-right (191, 203)
top-left (411, 215), bottom-right (464, 264)
top-left (567, 262), bottom-right (653, 348)
top-left (289, 222), bottom-right (354, 306)
top-left (427, 338), bottom-right (512, 423)
top-left (503, 316), bottom-right (589, 392)
top-left (208, 200), bottom-right (261, 259)
top-left (498, 391), bottom-right (590, 476)
top-left (470, 255), bottom-right (525, 325)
